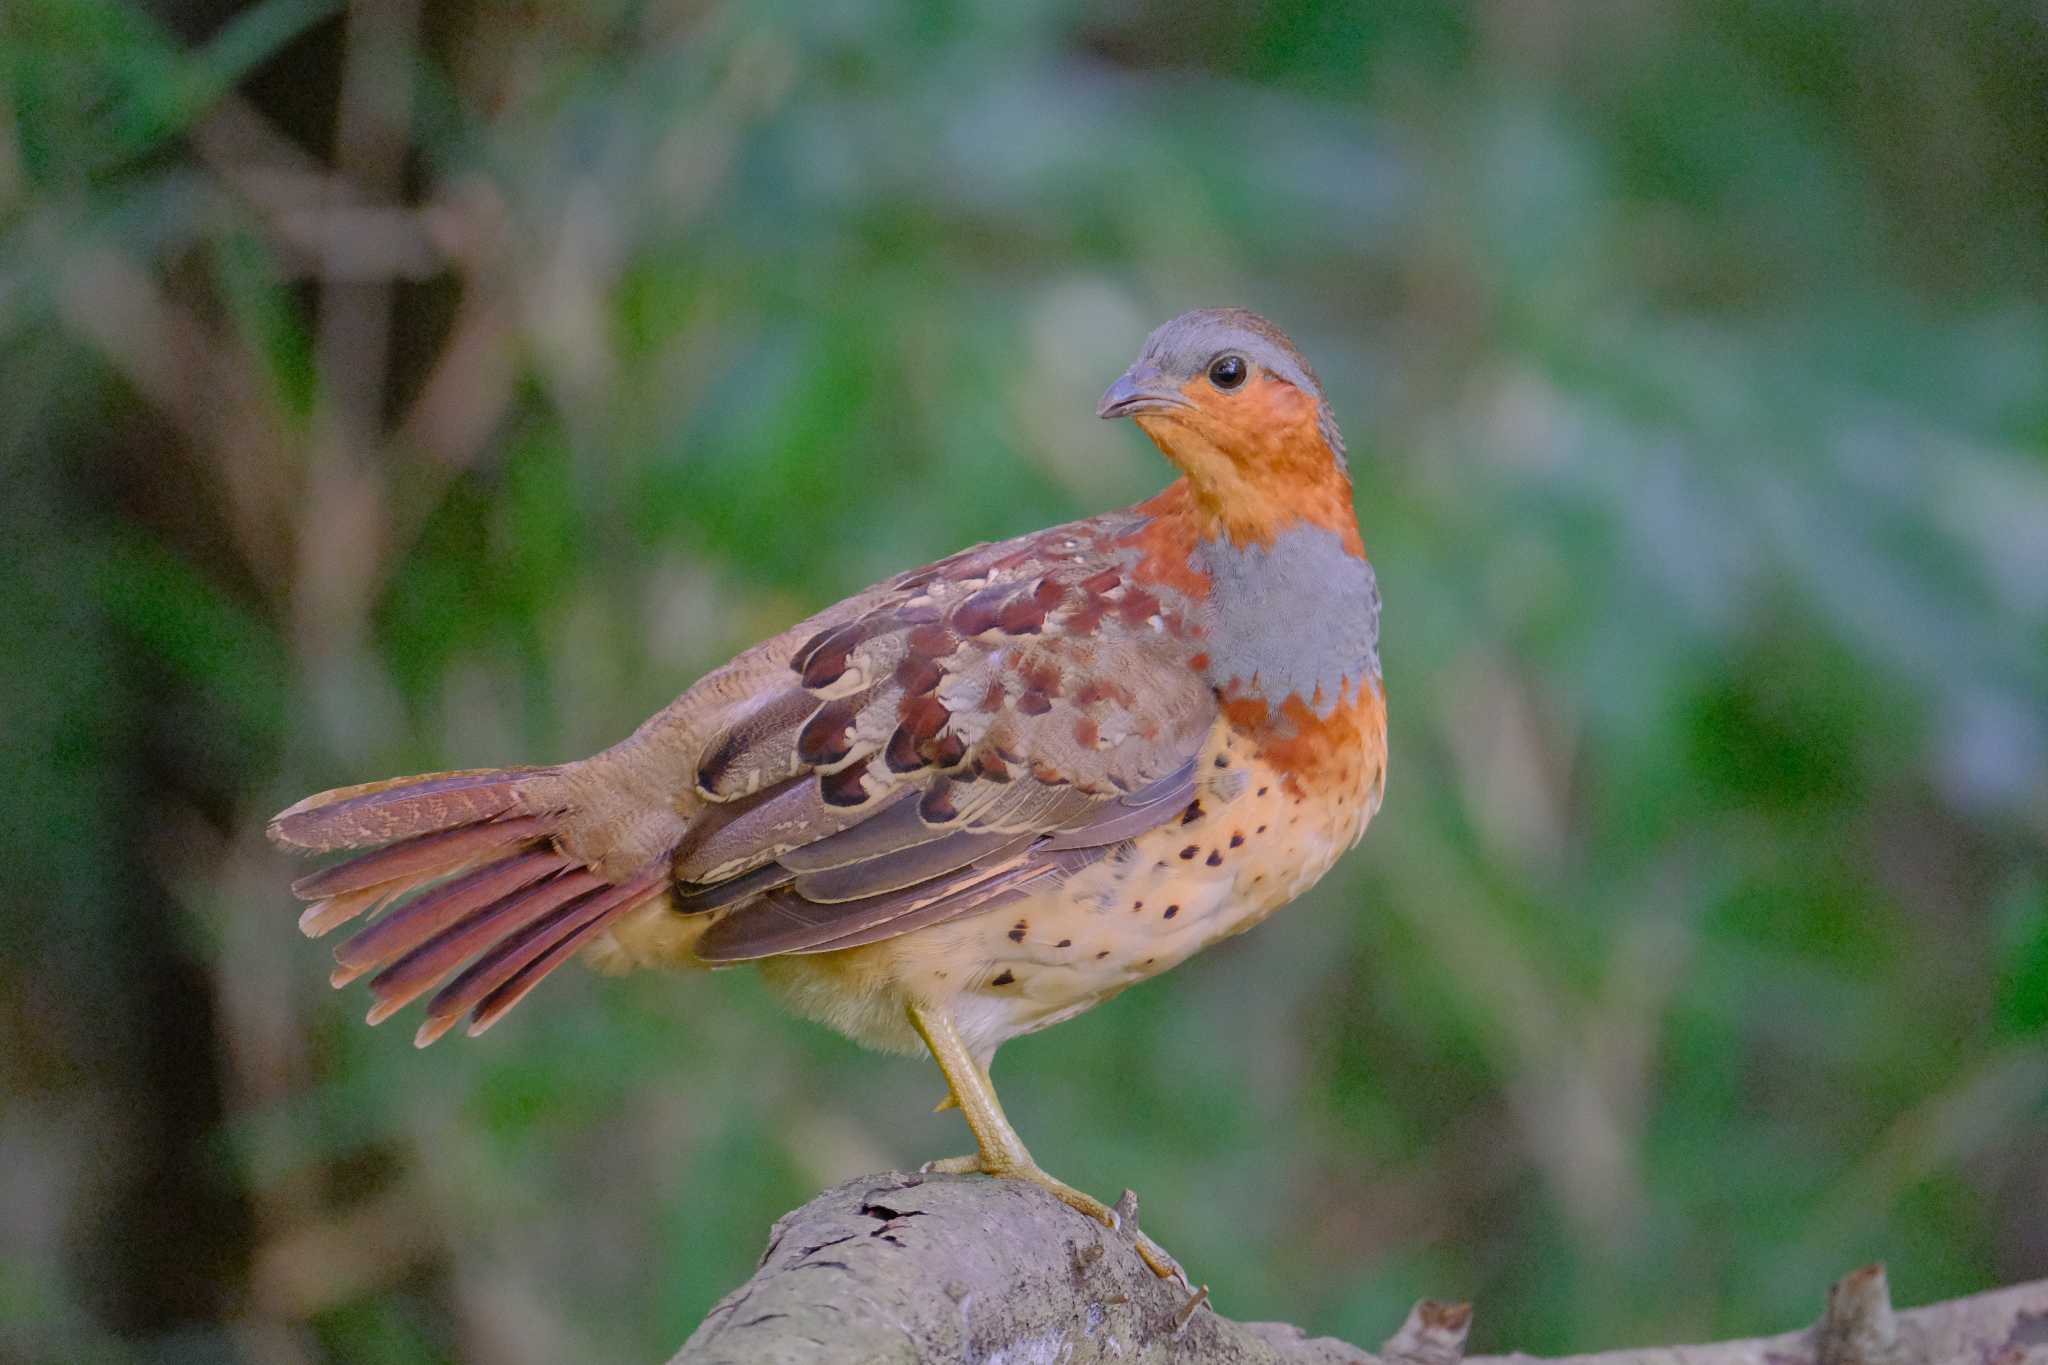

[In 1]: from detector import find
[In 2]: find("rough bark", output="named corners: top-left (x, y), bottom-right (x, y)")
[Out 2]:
top-left (670, 1170), bottom-right (2048, 1365)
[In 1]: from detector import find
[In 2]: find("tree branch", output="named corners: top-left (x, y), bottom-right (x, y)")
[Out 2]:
top-left (670, 1171), bottom-right (2048, 1365)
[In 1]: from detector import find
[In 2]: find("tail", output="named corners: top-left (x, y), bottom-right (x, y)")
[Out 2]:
top-left (269, 766), bottom-right (669, 1046)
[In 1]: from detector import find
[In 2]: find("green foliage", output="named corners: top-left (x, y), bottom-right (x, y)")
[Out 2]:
top-left (3, 1), bottom-right (2045, 1361)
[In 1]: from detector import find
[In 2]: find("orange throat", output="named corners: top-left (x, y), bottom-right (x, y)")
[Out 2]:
top-left (1132, 373), bottom-right (1362, 555)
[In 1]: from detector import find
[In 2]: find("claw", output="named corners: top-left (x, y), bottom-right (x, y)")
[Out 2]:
top-left (1134, 1233), bottom-right (1197, 1295)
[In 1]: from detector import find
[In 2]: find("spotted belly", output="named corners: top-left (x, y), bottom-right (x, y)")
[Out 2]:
top-left (758, 681), bottom-right (1387, 1063)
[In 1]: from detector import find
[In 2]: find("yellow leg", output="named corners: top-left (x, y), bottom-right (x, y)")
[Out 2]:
top-left (906, 1000), bottom-right (1196, 1294)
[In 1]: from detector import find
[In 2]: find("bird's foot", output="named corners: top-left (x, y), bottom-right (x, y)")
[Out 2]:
top-left (918, 1153), bottom-right (1199, 1298)
top-left (903, 1002), bottom-right (1203, 1314)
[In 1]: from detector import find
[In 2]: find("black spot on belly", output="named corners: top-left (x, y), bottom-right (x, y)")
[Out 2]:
top-left (1180, 801), bottom-right (1204, 825)
top-left (1205, 850), bottom-right (1223, 867)
top-left (991, 969), bottom-right (1016, 987)
top-left (1095, 950), bottom-right (1110, 959)
top-left (1229, 832), bottom-right (1245, 848)
top-left (1008, 921), bottom-right (1028, 942)
top-left (1056, 938), bottom-right (1071, 948)
top-left (1163, 904), bottom-right (1179, 919)
top-left (1179, 845), bottom-right (1199, 860)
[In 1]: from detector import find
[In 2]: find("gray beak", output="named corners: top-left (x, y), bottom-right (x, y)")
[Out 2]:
top-left (1096, 364), bottom-right (1190, 419)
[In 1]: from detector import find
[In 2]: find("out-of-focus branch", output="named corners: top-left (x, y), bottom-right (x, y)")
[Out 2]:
top-left (52, 244), bottom-right (299, 589)
top-left (291, 0), bottom-right (420, 671)
top-left (671, 1171), bottom-right (2048, 1365)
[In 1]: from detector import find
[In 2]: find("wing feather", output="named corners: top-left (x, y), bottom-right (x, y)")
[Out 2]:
top-left (673, 505), bottom-right (1218, 958)
top-left (792, 829), bottom-right (1036, 904)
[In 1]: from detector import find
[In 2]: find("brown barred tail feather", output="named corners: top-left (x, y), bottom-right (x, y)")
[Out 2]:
top-left (268, 768), bottom-right (550, 851)
top-left (268, 766), bottom-right (670, 1043)
top-left (414, 861), bottom-right (669, 1046)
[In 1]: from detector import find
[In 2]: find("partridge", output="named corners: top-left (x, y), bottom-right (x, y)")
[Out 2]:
top-left (271, 308), bottom-right (1387, 1282)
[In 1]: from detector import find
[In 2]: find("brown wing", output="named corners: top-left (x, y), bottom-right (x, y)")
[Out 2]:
top-left (673, 509), bottom-right (1216, 961)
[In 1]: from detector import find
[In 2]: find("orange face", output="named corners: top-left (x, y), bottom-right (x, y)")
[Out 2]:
top-left (1133, 371), bottom-right (1362, 554)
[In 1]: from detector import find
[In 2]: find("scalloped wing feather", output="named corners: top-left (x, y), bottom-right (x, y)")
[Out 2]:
top-left (674, 507), bottom-right (1217, 958)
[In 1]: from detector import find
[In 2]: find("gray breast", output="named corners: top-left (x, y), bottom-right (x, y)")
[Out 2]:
top-left (1195, 525), bottom-right (1381, 717)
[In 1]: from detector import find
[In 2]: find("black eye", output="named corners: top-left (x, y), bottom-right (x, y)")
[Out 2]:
top-left (1207, 354), bottom-right (1247, 390)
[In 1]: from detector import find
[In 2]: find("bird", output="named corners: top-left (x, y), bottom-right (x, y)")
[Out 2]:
top-left (269, 307), bottom-right (1387, 1285)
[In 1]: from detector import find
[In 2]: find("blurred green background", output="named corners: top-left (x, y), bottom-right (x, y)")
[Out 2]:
top-left (5, 0), bottom-right (2047, 1360)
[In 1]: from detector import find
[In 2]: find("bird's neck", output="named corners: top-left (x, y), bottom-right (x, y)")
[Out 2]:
top-left (1124, 479), bottom-right (1381, 721)
top-left (1134, 394), bottom-right (1362, 554)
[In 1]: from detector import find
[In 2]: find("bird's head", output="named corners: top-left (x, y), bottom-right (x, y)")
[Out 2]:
top-left (1098, 308), bottom-right (1354, 546)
